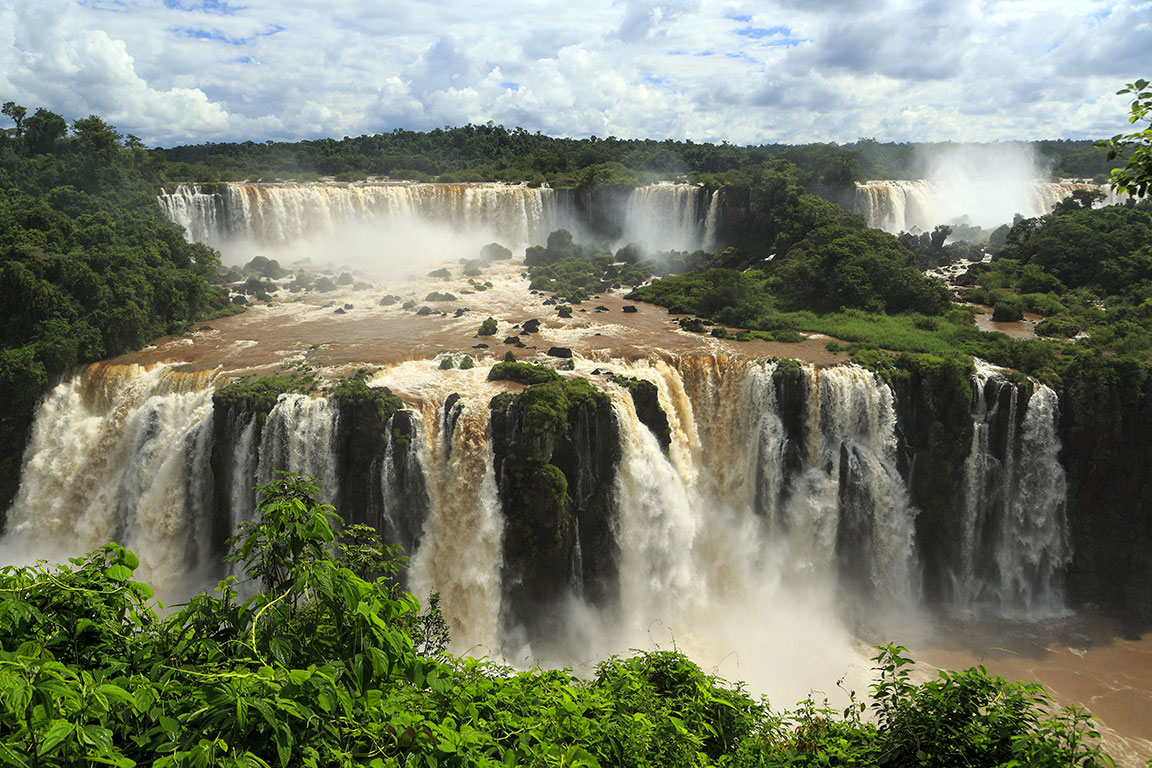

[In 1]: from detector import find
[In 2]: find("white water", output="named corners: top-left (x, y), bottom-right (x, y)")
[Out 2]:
top-left (1, 354), bottom-right (1075, 704)
top-left (158, 182), bottom-right (562, 253)
top-left (623, 183), bottom-right (718, 252)
top-left (0, 365), bottom-right (217, 593)
top-left (855, 179), bottom-right (1127, 233)
top-left (956, 361), bottom-right (1069, 615)
top-left (158, 181), bottom-right (719, 263)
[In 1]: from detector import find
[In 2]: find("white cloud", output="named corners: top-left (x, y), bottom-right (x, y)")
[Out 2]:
top-left (0, 0), bottom-right (1149, 146)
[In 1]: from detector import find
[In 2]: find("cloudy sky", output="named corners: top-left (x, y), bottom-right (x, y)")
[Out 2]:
top-left (1, 0), bottom-right (1150, 147)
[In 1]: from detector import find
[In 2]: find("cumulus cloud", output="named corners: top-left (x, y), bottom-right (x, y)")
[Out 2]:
top-left (0, 0), bottom-right (1148, 146)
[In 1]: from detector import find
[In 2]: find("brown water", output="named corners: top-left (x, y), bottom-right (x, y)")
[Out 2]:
top-left (107, 260), bottom-right (1147, 762)
top-left (913, 617), bottom-right (1152, 767)
top-left (114, 261), bottom-right (845, 376)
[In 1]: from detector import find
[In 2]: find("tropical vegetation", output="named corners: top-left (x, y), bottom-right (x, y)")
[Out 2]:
top-left (0, 474), bottom-right (1117, 767)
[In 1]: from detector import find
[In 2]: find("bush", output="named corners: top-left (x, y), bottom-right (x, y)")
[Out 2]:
top-left (478, 317), bottom-right (498, 335)
top-left (487, 361), bottom-right (562, 385)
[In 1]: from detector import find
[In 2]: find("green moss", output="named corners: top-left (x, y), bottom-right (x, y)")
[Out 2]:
top-left (488, 361), bottom-right (562, 385)
top-left (478, 317), bottom-right (498, 335)
top-left (328, 369), bottom-right (403, 426)
top-left (214, 371), bottom-right (319, 416)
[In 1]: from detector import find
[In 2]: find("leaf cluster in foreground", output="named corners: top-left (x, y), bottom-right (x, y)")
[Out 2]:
top-left (0, 473), bottom-right (1116, 767)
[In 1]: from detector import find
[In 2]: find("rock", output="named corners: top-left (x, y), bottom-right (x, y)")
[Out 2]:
top-left (547, 347), bottom-right (573, 359)
top-left (334, 307), bottom-right (346, 314)
top-left (231, 295), bottom-right (248, 306)
top-left (595, 306), bottom-right (610, 312)
top-left (323, 301), bottom-right (337, 308)
top-left (503, 336), bottom-right (521, 345)
top-left (416, 306), bottom-right (434, 316)
top-left (379, 295), bottom-right (400, 306)
top-left (622, 305), bottom-right (638, 313)
top-left (472, 343), bottom-right (489, 349)
top-left (454, 308), bottom-right (469, 317)
top-left (542, 297), bottom-right (557, 306)
top-left (522, 319), bottom-right (541, 333)
top-left (343, 303), bottom-right (354, 310)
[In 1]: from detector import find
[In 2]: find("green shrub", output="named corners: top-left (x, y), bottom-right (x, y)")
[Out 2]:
top-left (488, 361), bottom-right (561, 385)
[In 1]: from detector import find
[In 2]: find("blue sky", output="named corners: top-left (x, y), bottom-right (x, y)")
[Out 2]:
top-left (1, 0), bottom-right (1150, 147)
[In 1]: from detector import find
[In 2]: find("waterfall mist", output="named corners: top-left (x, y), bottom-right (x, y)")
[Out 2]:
top-left (918, 143), bottom-right (1049, 229)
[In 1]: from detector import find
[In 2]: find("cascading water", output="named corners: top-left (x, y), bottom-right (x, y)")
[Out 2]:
top-left (0, 352), bottom-right (1076, 702)
top-left (158, 182), bottom-right (563, 251)
top-left (623, 183), bottom-right (718, 252)
top-left (0, 364), bottom-right (218, 593)
top-left (255, 394), bottom-right (340, 505)
top-left (955, 361), bottom-right (1069, 616)
top-left (855, 179), bottom-right (1127, 233)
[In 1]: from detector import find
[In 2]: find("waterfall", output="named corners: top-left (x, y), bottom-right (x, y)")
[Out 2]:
top-left (0, 364), bottom-right (217, 593)
top-left (956, 361), bottom-right (1069, 616)
top-left (405, 390), bottom-right (504, 654)
top-left (255, 394), bottom-right (339, 505)
top-left (623, 183), bottom-right (714, 252)
top-left (2, 353), bottom-right (1077, 699)
top-left (157, 182), bottom-right (561, 252)
top-left (855, 179), bottom-right (1127, 233)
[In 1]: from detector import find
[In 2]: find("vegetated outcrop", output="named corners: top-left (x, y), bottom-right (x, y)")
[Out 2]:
top-left (489, 377), bottom-right (622, 644)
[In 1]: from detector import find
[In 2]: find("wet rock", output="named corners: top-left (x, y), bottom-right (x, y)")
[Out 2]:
top-left (622, 305), bottom-right (638, 313)
top-left (547, 347), bottom-right (573, 359)
top-left (379, 295), bottom-right (400, 306)
top-left (503, 336), bottom-right (521, 345)
top-left (542, 297), bottom-right (557, 306)
top-left (472, 343), bottom-right (489, 349)
top-left (522, 319), bottom-right (541, 333)
top-left (334, 307), bottom-right (346, 314)
top-left (595, 306), bottom-right (610, 312)
top-left (416, 306), bottom-right (434, 316)
top-left (343, 303), bottom-right (354, 310)
top-left (454, 308), bottom-right (469, 317)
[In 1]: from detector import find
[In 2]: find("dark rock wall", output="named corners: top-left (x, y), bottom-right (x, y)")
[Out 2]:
top-left (489, 379), bottom-right (622, 643)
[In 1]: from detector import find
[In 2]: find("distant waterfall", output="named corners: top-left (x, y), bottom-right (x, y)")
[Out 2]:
top-left (955, 361), bottom-right (1069, 615)
top-left (855, 179), bottom-right (1127, 233)
top-left (623, 183), bottom-right (718, 252)
top-left (158, 182), bottom-right (562, 251)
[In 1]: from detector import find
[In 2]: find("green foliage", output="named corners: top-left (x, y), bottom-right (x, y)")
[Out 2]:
top-left (0, 473), bottom-right (1116, 767)
top-left (0, 108), bottom-right (227, 513)
top-left (213, 370), bottom-right (320, 416)
top-left (487, 361), bottom-right (562, 385)
top-left (871, 645), bottom-right (1113, 768)
top-left (477, 317), bottom-right (498, 336)
top-left (1102, 78), bottom-right (1152, 197)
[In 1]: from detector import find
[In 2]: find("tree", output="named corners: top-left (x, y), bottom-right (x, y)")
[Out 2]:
top-left (22, 107), bottom-right (67, 154)
top-left (1103, 78), bottom-right (1152, 197)
top-left (2, 101), bottom-right (26, 135)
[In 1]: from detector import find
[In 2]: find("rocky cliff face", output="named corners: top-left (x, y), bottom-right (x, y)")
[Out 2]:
top-left (489, 378), bottom-right (621, 643)
top-left (1060, 363), bottom-right (1152, 627)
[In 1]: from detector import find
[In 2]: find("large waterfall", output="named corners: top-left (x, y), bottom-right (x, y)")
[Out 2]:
top-left (158, 181), bottom-right (720, 256)
top-left (1, 353), bottom-right (1071, 700)
top-left (622, 183), bottom-right (720, 252)
top-left (855, 179), bottom-right (1126, 233)
top-left (158, 182), bottom-right (565, 252)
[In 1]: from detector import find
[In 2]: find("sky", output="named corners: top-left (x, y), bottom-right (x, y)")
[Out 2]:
top-left (1, 0), bottom-right (1150, 148)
